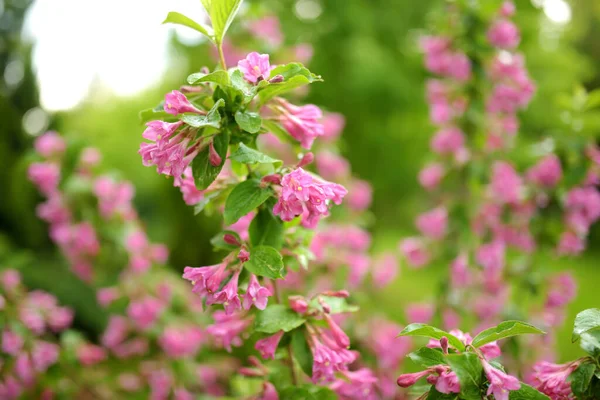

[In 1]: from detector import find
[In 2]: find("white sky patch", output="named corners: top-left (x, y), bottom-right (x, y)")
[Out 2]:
top-left (542, 0), bottom-right (572, 24)
top-left (24, 0), bottom-right (209, 111)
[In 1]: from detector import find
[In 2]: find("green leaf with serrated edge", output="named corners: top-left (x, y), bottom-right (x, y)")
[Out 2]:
top-left (210, 230), bottom-right (241, 251)
top-left (229, 69), bottom-right (260, 102)
top-left (445, 353), bottom-right (483, 400)
top-left (182, 98), bottom-right (224, 128)
top-left (268, 63), bottom-right (321, 81)
top-left (187, 70), bottom-right (230, 86)
top-left (205, 0), bottom-right (243, 45)
top-left (223, 179), bottom-right (273, 225)
top-left (471, 321), bottom-right (545, 348)
top-left (192, 127), bottom-right (229, 190)
top-left (139, 107), bottom-right (171, 124)
top-left (398, 324), bottom-right (466, 352)
top-left (569, 363), bottom-right (596, 398)
top-left (244, 246), bottom-right (284, 279)
top-left (234, 111), bottom-right (263, 134)
top-left (162, 11), bottom-right (213, 40)
top-left (291, 327), bottom-right (313, 378)
top-left (573, 308), bottom-right (600, 342)
top-left (309, 296), bottom-right (358, 314)
top-left (229, 143), bottom-right (281, 166)
top-left (508, 383), bottom-right (550, 399)
top-left (254, 304), bottom-right (306, 334)
top-left (426, 387), bottom-right (458, 399)
top-left (408, 347), bottom-right (447, 368)
top-left (249, 206), bottom-right (284, 249)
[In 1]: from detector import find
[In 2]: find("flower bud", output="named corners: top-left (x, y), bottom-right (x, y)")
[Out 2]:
top-left (238, 367), bottom-right (264, 377)
top-left (269, 74), bottom-right (284, 84)
top-left (397, 370), bottom-right (430, 388)
top-left (224, 234), bottom-right (241, 247)
top-left (440, 336), bottom-right (449, 354)
top-left (321, 290), bottom-right (349, 298)
top-left (209, 142), bottom-right (222, 167)
top-left (324, 313), bottom-right (350, 348)
top-left (289, 296), bottom-right (308, 314)
top-left (318, 297), bottom-right (331, 314)
top-left (297, 152), bottom-right (314, 168)
top-left (261, 174), bottom-right (282, 185)
top-left (238, 248), bottom-right (250, 263)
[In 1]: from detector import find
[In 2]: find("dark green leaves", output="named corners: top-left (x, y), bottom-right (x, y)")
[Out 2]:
top-left (202, 0), bottom-right (244, 45)
top-left (162, 11), bottom-right (213, 40)
top-left (572, 308), bottom-right (600, 342)
top-left (569, 363), bottom-right (596, 398)
top-left (192, 127), bottom-right (229, 190)
top-left (187, 70), bottom-right (230, 86)
top-left (291, 327), bottom-right (313, 377)
top-left (234, 111), bottom-right (262, 134)
top-left (408, 347), bottom-right (447, 368)
top-left (254, 304), bottom-right (306, 334)
top-left (229, 143), bottom-right (280, 166)
top-left (258, 63), bottom-right (323, 105)
top-left (471, 321), bottom-right (545, 348)
top-left (223, 179), bottom-right (273, 225)
top-left (249, 207), bottom-right (284, 249)
top-left (398, 324), bottom-right (466, 352)
top-left (182, 98), bottom-right (224, 128)
top-left (279, 386), bottom-right (337, 400)
top-left (244, 246), bottom-right (284, 279)
top-left (445, 353), bottom-right (483, 400)
top-left (508, 383), bottom-right (550, 400)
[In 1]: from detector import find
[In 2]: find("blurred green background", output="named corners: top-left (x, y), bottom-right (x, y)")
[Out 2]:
top-left (1, 0), bottom-right (599, 360)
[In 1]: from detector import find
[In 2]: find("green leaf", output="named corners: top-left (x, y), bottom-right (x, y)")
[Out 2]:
top-left (426, 387), bottom-right (459, 399)
top-left (234, 111), bottom-right (263, 134)
top-left (445, 353), bottom-right (483, 400)
top-left (254, 304), bottom-right (306, 334)
top-left (249, 207), bottom-right (284, 249)
top-left (229, 143), bottom-right (281, 166)
top-left (244, 245), bottom-right (284, 279)
top-left (572, 308), bottom-right (600, 342)
top-left (291, 327), bottom-right (313, 378)
top-left (569, 363), bottom-right (596, 398)
top-left (309, 296), bottom-right (359, 314)
top-left (210, 230), bottom-right (241, 251)
top-left (139, 107), bottom-right (171, 124)
top-left (223, 179), bottom-right (273, 225)
top-left (408, 347), bottom-right (447, 368)
top-left (182, 98), bottom-right (224, 128)
top-left (398, 324), bottom-right (466, 352)
top-left (471, 321), bottom-right (545, 348)
top-left (203, 0), bottom-right (243, 45)
top-left (193, 190), bottom-right (221, 215)
top-left (508, 383), bottom-right (550, 400)
top-left (279, 386), bottom-right (336, 400)
top-left (258, 63), bottom-right (323, 105)
top-left (262, 119), bottom-right (298, 145)
top-left (192, 127), bottom-right (230, 190)
top-left (162, 11), bottom-right (213, 40)
top-left (187, 70), bottom-right (230, 86)
top-left (580, 330), bottom-right (600, 357)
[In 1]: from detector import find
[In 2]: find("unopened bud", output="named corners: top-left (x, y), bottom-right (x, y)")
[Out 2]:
top-left (261, 174), bottom-right (282, 185)
top-left (318, 297), bottom-right (331, 314)
top-left (238, 248), bottom-right (250, 263)
top-left (224, 234), bottom-right (241, 247)
top-left (289, 296), bottom-right (308, 314)
top-left (324, 313), bottom-right (350, 348)
top-left (321, 290), bottom-right (349, 298)
top-left (239, 367), bottom-right (264, 377)
top-left (200, 66), bottom-right (210, 74)
top-left (297, 152), bottom-right (314, 168)
top-left (209, 141), bottom-right (222, 167)
top-left (440, 336), bottom-right (449, 354)
top-left (397, 371), bottom-right (429, 388)
top-left (269, 74), bottom-right (284, 84)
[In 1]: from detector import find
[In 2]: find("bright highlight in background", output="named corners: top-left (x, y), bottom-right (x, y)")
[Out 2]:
top-left (542, 0), bottom-right (572, 24)
top-left (24, 0), bottom-right (208, 111)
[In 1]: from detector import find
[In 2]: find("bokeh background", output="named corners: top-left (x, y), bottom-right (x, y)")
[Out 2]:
top-left (1, 0), bottom-right (599, 359)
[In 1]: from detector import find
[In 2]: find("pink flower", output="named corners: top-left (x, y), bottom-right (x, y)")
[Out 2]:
top-left (500, 1), bottom-right (516, 17)
top-left (491, 161), bottom-right (523, 205)
top-left (321, 112), bottom-right (345, 142)
top-left (208, 270), bottom-right (242, 315)
top-left (79, 147), bottom-right (101, 168)
top-left (182, 262), bottom-right (229, 299)
top-left (545, 272), bottom-right (577, 308)
top-left (127, 296), bottom-right (164, 330)
top-left (101, 316), bottom-right (129, 349)
top-left (34, 131), bottom-right (66, 158)
top-left (176, 167), bottom-right (205, 205)
top-left (419, 163), bottom-right (445, 190)
top-left (372, 252), bottom-right (399, 288)
top-left (97, 287), bottom-right (119, 307)
top-left (406, 303), bottom-right (434, 324)
top-left (32, 341), bottom-right (59, 372)
top-left (308, 326), bottom-right (357, 383)
top-left (273, 168), bottom-right (347, 227)
top-left (248, 17), bottom-right (283, 47)
top-left (142, 120), bottom-right (183, 142)
top-left (365, 319), bottom-right (412, 370)
top-left (164, 90), bottom-right (203, 115)
top-left (255, 330), bottom-right (284, 359)
top-left (295, 43), bottom-right (314, 64)
top-left (330, 368), bottom-right (379, 400)
top-left (2, 331), bottom-right (23, 356)
top-left (431, 127), bottom-right (465, 155)
top-left (238, 52), bottom-right (271, 84)
top-left (275, 98), bottom-right (324, 149)
top-left (225, 211), bottom-right (255, 242)
top-left (346, 179), bottom-right (373, 211)
top-left (315, 151), bottom-right (350, 180)
top-left (487, 20), bottom-right (520, 49)
top-left (243, 274), bottom-right (271, 310)
top-left (483, 359), bottom-right (521, 400)
top-left (557, 231), bottom-right (585, 255)
top-left (530, 360), bottom-right (580, 399)
top-left (399, 237), bottom-right (430, 268)
top-left (416, 207), bottom-right (448, 239)
top-left (1, 270), bottom-right (20, 291)
top-left (527, 155), bottom-right (562, 187)
top-left (28, 162), bottom-right (60, 195)
top-left (94, 176), bottom-right (136, 219)
top-left (206, 311), bottom-right (252, 352)
top-left (77, 343), bottom-right (107, 366)
top-left (435, 370), bottom-right (461, 394)
top-left (259, 382), bottom-right (279, 400)
top-left (450, 253), bottom-right (471, 288)
top-left (159, 326), bottom-right (204, 358)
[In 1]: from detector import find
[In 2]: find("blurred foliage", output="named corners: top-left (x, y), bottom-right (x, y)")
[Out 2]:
top-left (1, 0), bottom-right (599, 358)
